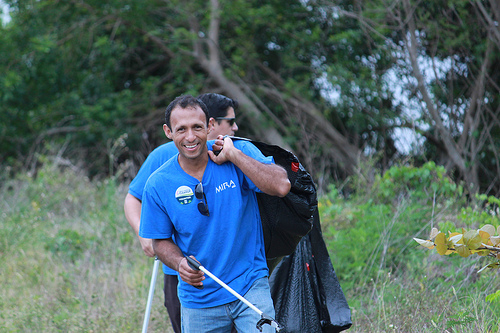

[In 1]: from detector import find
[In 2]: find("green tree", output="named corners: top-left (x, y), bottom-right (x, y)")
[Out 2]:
top-left (337, 0), bottom-right (500, 194)
top-left (1, 0), bottom-right (498, 196)
top-left (0, 0), bottom-right (400, 186)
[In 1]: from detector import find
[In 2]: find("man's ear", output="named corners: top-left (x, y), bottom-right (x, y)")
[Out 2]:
top-left (207, 117), bottom-right (215, 134)
top-left (163, 124), bottom-right (172, 140)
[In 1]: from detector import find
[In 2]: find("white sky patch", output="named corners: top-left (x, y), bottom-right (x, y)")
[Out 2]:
top-left (1, 1), bottom-right (11, 25)
top-left (266, 41), bottom-right (282, 51)
top-left (316, 72), bottom-right (341, 105)
top-left (315, 45), bottom-right (453, 156)
top-left (384, 47), bottom-right (453, 155)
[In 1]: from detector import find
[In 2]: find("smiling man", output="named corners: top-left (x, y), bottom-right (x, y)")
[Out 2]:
top-left (124, 93), bottom-right (240, 333)
top-left (139, 95), bottom-right (290, 332)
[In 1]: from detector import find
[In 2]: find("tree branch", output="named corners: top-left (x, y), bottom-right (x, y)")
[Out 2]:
top-left (402, 0), bottom-right (468, 179)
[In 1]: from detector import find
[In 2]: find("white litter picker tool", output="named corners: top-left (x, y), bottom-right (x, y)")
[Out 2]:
top-left (142, 257), bottom-right (160, 333)
top-left (186, 256), bottom-right (283, 332)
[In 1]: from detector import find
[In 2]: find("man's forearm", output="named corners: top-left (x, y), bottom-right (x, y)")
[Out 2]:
top-left (125, 193), bottom-right (155, 257)
top-left (124, 193), bottom-right (142, 235)
top-left (230, 149), bottom-right (291, 197)
top-left (154, 238), bottom-right (205, 288)
top-left (153, 238), bottom-right (184, 271)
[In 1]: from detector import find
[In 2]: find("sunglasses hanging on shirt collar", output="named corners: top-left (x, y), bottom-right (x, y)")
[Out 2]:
top-left (195, 183), bottom-right (210, 216)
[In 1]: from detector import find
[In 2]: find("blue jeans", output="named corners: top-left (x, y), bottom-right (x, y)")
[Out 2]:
top-left (181, 277), bottom-right (276, 333)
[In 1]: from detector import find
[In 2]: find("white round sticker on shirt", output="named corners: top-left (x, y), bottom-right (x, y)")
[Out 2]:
top-left (175, 186), bottom-right (194, 205)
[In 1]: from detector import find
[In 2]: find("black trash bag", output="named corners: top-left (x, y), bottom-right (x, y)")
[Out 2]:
top-left (269, 208), bottom-right (352, 333)
top-left (231, 137), bottom-right (317, 264)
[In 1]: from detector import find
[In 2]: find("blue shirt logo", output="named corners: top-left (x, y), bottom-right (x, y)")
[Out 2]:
top-left (215, 180), bottom-right (236, 193)
top-left (175, 185), bottom-right (194, 205)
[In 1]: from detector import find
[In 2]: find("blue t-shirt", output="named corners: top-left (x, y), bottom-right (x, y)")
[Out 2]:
top-left (139, 142), bottom-right (273, 309)
top-left (129, 141), bottom-right (179, 201)
top-left (128, 141), bottom-right (179, 275)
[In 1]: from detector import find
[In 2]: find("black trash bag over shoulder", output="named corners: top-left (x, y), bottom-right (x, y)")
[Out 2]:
top-left (269, 209), bottom-right (352, 333)
top-left (231, 137), bottom-right (317, 262)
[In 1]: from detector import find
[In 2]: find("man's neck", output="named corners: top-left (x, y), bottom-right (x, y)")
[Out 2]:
top-left (178, 154), bottom-right (208, 181)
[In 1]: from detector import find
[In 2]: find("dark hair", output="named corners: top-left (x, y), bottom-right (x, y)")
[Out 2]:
top-left (197, 93), bottom-right (239, 119)
top-left (164, 95), bottom-right (209, 130)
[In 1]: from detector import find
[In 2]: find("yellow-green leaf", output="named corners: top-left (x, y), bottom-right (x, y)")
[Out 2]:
top-left (455, 244), bottom-right (470, 258)
top-left (476, 249), bottom-right (490, 256)
top-left (479, 230), bottom-right (490, 241)
top-left (477, 262), bottom-right (500, 273)
top-left (413, 238), bottom-right (435, 249)
top-left (435, 232), bottom-right (448, 255)
top-left (464, 230), bottom-right (482, 250)
top-left (429, 227), bottom-right (439, 240)
top-left (449, 233), bottom-right (463, 245)
top-left (480, 224), bottom-right (495, 237)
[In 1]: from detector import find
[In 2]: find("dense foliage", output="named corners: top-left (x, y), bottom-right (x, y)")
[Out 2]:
top-left (1, 0), bottom-right (499, 194)
top-left (320, 162), bottom-right (499, 288)
top-left (319, 161), bottom-right (500, 331)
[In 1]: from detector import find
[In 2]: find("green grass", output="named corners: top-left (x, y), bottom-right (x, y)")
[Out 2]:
top-left (340, 265), bottom-right (500, 332)
top-left (1, 161), bottom-right (499, 332)
top-left (0, 163), bottom-right (173, 333)
top-left (320, 162), bottom-right (500, 333)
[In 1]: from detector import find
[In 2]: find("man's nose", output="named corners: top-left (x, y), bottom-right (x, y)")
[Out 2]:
top-left (186, 129), bottom-right (197, 141)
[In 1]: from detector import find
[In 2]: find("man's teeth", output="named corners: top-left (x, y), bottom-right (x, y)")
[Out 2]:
top-left (186, 144), bottom-right (197, 148)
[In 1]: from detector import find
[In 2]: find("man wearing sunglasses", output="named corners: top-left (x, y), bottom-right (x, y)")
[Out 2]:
top-left (200, 92), bottom-right (239, 136)
top-left (139, 95), bottom-right (290, 332)
top-left (124, 93), bottom-right (239, 333)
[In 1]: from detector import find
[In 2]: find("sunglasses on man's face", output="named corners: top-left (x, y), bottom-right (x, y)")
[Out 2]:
top-left (195, 183), bottom-right (209, 216)
top-left (215, 117), bottom-right (236, 126)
